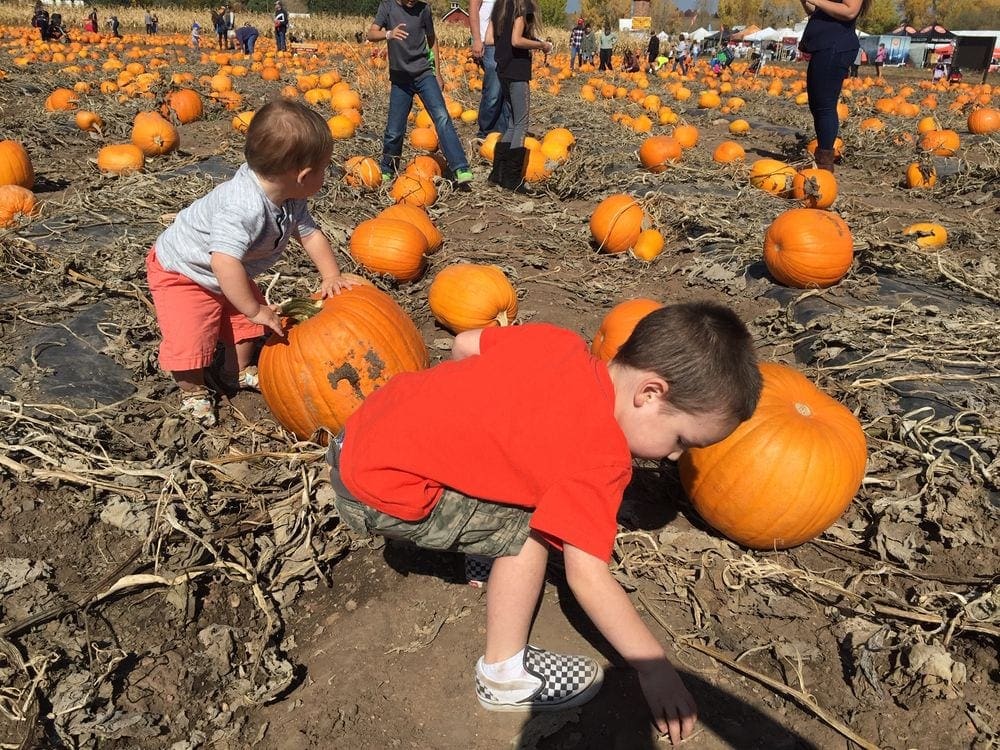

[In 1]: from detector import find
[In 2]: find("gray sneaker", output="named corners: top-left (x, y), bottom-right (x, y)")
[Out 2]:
top-left (475, 645), bottom-right (603, 712)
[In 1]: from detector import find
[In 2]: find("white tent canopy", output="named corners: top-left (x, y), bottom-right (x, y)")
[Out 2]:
top-left (775, 27), bottom-right (798, 40)
top-left (744, 27), bottom-right (781, 42)
top-left (690, 27), bottom-right (712, 42)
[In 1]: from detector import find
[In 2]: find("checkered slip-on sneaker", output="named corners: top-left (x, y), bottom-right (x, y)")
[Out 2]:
top-left (465, 555), bottom-right (494, 588)
top-left (179, 389), bottom-right (217, 427)
top-left (238, 365), bottom-right (259, 391)
top-left (475, 645), bottom-right (603, 712)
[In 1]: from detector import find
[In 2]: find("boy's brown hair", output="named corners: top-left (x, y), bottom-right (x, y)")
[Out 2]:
top-left (613, 301), bottom-right (762, 421)
top-left (245, 99), bottom-right (333, 178)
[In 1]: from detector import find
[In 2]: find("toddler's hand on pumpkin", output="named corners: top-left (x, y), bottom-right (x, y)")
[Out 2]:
top-left (318, 274), bottom-right (357, 297)
top-left (248, 304), bottom-right (284, 337)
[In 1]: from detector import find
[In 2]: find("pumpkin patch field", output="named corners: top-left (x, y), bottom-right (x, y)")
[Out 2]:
top-left (2, 12), bottom-right (1000, 749)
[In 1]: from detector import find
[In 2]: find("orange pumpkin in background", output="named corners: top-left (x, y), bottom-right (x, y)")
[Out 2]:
top-left (131, 111), bottom-right (179, 156)
top-left (791, 168), bottom-right (838, 209)
top-left (378, 203), bottom-right (442, 254)
top-left (680, 361), bottom-right (867, 550)
top-left (0, 140), bottom-right (34, 188)
top-left (590, 194), bottom-right (644, 254)
top-left (428, 264), bottom-right (518, 333)
top-left (591, 298), bottom-right (665, 361)
top-left (349, 217), bottom-right (428, 282)
top-left (764, 208), bottom-right (854, 288)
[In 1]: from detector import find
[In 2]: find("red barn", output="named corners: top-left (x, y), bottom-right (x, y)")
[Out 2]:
top-left (441, 1), bottom-right (470, 28)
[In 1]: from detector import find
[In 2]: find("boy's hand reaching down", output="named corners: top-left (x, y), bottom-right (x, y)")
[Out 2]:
top-left (637, 660), bottom-right (697, 744)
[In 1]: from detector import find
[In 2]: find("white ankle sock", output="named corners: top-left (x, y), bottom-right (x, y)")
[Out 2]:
top-left (480, 649), bottom-right (528, 682)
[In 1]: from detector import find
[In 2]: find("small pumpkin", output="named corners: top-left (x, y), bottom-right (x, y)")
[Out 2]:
top-left (919, 128), bottom-right (960, 157)
top-left (0, 140), bottom-right (34, 189)
top-left (479, 132), bottom-right (502, 162)
top-left (404, 154), bottom-right (443, 180)
top-left (967, 107), bottom-right (1000, 135)
top-left (0, 185), bottom-right (39, 227)
top-left (377, 203), bottom-right (442, 254)
top-left (905, 162), bottom-right (937, 189)
top-left (591, 298), bottom-right (664, 362)
top-left (231, 111), bottom-right (255, 133)
top-left (97, 144), bottom-right (145, 175)
top-left (44, 87), bottom-right (79, 112)
top-left (164, 89), bottom-right (203, 124)
top-left (749, 158), bottom-right (794, 197)
top-left (590, 194), bottom-right (644, 254)
top-left (344, 156), bottom-right (382, 189)
top-left (327, 114), bottom-right (356, 139)
top-left (763, 208), bottom-right (854, 288)
top-left (389, 173), bottom-right (437, 208)
top-left (679, 361), bottom-right (867, 550)
top-left (131, 111), bottom-right (179, 156)
top-left (672, 124), bottom-right (700, 149)
top-left (409, 126), bottom-right (439, 152)
top-left (728, 119), bottom-right (750, 135)
top-left (258, 286), bottom-right (429, 441)
top-left (631, 229), bottom-right (665, 261)
top-left (791, 168), bottom-right (838, 209)
top-left (74, 110), bottom-right (104, 134)
top-left (712, 140), bottom-right (745, 164)
top-left (638, 136), bottom-right (682, 173)
top-left (349, 217), bottom-right (428, 282)
top-left (902, 222), bottom-right (948, 248)
top-left (428, 263), bottom-right (518, 333)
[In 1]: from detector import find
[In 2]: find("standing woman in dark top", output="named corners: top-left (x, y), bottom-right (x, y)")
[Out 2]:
top-left (798, 0), bottom-right (869, 172)
top-left (488, 0), bottom-right (552, 191)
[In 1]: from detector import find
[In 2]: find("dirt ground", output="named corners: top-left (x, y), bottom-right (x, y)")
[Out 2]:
top-left (1, 43), bottom-right (999, 750)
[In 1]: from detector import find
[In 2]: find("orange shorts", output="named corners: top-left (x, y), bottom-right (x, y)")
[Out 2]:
top-left (145, 247), bottom-right (265, 371)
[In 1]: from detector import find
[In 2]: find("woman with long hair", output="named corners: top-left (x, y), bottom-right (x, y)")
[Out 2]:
top-left (488, 0), bottom-right (552, 191)
top-left (798, 0), bottom-right (870, 172)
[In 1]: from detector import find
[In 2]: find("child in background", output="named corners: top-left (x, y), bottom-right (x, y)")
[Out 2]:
top-left (146, 100), bottom-right (355, 426)
top-left (367, 0), bottom-right (473, 185)
top-left (191, 20), bottom-right (201, 48)
top-left (327, 303), bottom-right (762, 743)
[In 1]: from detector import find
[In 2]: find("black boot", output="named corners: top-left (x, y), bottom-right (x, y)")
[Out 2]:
top-left (814, 147), bottom-right (836, 173)
top-left (499, 146), bottom-right (529, 193)
top-left (488, 141), bottom-right (509, 185)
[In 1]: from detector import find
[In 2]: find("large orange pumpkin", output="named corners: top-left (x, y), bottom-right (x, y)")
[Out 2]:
top-left (712, 140), bottom-right (745, 164)
top-left (0, 140), bottom-right (34, 189)
top-left (131, 111), bottom-right (179, 156)
top-left (428, 263), bottom-right (518, 333)
top-left (590, 194), bottom-right (644, 254)
top-left (377, 203), bottom-right (442, 254)
top-left (349, 218), bottom-right (428, 282)
top-left (638, 136), bottom-right (682, 172)
top-left (44, 87), bottom-right (79, 112)
top-left (919, 128), bottom-right (960, 157)
top-left (679, 361), bottom-right (867, 549)
top-left (343, 156), bottom-right (382, 189)
top-left (590, 298), bottom-right (664, 361)
top-left (258, 287), bottom-right (429, 441)
top-left (763, 208), bottom-right (854, 288)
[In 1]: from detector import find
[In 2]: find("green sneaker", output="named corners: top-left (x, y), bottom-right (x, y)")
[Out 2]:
top-left (381, 172), bottom-right (393, 183)
top-left (455, 168), bottom-right (474, 185)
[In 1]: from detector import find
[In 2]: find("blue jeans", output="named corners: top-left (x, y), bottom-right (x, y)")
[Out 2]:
top-left (570, 43), bottom-right (581, 69)
top-left (244, 35), bottom-right (257, 54)
top-left (807, 47), bottom-right (855, 149)
top-left (477, 45), bottom-right (510, 138)
top-left (382, 73), bottom-right (469, 175)
top-left (275, 27), bottom-right (286, 51)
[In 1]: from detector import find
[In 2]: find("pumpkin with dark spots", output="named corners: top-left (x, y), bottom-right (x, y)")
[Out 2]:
top-left (259, 284), bottom-right (428, 442)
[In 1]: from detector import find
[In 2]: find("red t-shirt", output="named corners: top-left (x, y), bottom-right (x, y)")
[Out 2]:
top-left (339, 324), bottom-right (633, 561)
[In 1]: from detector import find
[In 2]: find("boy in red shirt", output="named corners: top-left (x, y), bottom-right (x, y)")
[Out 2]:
top-left (328, 302), bottom-right (761, 745)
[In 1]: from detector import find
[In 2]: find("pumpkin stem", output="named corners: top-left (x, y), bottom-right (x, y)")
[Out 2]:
top-left (279, 298), bottom-right (324, 322)
top-left (496, 310), bottom-right (509, 327)
top-left (795, 402), bottom-right (812, 417)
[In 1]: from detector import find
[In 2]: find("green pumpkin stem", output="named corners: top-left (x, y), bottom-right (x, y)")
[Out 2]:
top-left (279, 298), bottom-right (324, 322)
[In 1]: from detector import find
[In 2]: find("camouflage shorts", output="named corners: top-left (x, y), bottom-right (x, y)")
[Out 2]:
top-left (327, 434), bottom-right (531, 558)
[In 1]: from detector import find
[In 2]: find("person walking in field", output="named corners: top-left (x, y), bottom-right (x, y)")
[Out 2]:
top-left (274, 2), bottom-right (289, 52)
top-left (326, 302), bottom-right (761, 743)
top-left (598, 23), bottom-right (616, 70)
top-left (469, 0), bottom-right (510, 139)
top-left (367, 0), bottom-right (473, 185)
top-left (487, 0), bottom-right (551, 191)
top-left (568, 18), bottom-right (584, 70)
top-left (145, 100), bottom-right (357, 427)
top-left (874, 42), bottom-right (886, 76)
top-left (798, 0), bottom-right (870, 171)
